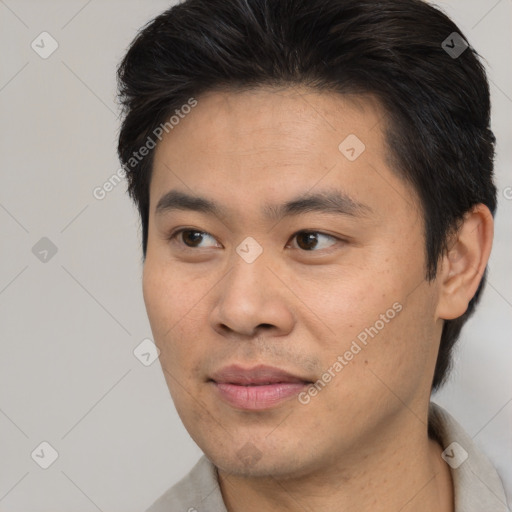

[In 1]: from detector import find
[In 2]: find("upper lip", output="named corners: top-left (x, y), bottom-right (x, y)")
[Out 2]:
top-left (209, 364), bottom-right (312, 385)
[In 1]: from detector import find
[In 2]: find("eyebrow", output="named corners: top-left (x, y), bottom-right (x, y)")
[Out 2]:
top-left (155, 188), bottom-right (372, 221)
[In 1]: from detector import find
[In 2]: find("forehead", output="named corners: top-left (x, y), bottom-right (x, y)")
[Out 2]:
top-left (155, 87), bottom-right (384, 158)
top-left (150, 87), bottom-right (419, 222)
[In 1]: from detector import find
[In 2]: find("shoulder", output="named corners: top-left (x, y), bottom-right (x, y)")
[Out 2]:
top-left (429, 402), bottom-right (509, 512)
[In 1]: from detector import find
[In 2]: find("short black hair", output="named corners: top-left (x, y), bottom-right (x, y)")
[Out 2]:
top-left (116, 0), bottom-right (497, 390)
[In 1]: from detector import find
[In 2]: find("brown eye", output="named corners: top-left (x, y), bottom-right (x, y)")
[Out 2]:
top-left (291, 231), bottom-right (339, 251)
top-left (181, 230), bottom-right (204, 247)
top-left (295, 232), bottom-right (319, 250)
top-left (170, 229), bottom-right (219, 248)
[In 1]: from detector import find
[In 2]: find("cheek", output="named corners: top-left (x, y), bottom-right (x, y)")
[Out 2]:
top-left (142, 259), bottom-right (220, 395)
top-left (143, 259), bottom-right (204, 333)
top-left (336, 282), bottom-right (438, 398)
top-left (290, 262), bottom-right (403, 347)
top-left (142, 262), bottom-right (196, 362)
top-left (302, 251), bottom-right (435, 388)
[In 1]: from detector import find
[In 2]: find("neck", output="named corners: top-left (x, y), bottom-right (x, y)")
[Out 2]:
top-left (217, 410), bottom-right (453, 512)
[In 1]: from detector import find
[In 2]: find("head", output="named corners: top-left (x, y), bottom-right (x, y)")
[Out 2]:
top-left (117, 0), bottom-right (495, 477)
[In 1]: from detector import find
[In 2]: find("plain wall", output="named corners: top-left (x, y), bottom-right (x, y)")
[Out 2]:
top-left (0, 1), bottom-right (510, 510)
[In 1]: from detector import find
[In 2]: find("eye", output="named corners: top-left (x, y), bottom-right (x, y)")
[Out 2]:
top-left (288, 231), bottom-right (340, 251)
top-left (168, 228), bottom-right (341, 252)
top-left (169, 229), bottom-right (220, 249)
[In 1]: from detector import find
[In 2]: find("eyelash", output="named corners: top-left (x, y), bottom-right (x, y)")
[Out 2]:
top-left (167, 228), bottom-right (345, 253)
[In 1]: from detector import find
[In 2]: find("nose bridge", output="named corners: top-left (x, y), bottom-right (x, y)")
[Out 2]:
top-left (211, 239), bottom-right (293, 336)
top-left (226, 238), bottom-right (271, 306)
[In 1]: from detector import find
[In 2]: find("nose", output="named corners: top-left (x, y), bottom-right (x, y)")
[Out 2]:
top-left (210, 249), bottom-right (295, 340)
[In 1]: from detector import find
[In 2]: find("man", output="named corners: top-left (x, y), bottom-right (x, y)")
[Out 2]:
top-left (116, 0), bottom-right (508, 510)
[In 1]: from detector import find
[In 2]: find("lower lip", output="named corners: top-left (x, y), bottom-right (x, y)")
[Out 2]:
top-left (212, 381), bottom-right (308, 410)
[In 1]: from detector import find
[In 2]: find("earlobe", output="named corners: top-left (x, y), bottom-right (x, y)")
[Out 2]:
top-left (435, 204), bottom-right (494, 321)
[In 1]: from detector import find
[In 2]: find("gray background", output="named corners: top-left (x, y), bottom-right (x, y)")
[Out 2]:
top-left (0, 0), bottom-right (510, 510)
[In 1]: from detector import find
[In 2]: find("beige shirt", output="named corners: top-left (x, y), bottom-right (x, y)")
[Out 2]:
top-left (146, 402), bottom-right (509, 511)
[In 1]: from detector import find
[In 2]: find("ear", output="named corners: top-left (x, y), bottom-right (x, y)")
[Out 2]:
top-left (435, 204), bottom-right (494, 321)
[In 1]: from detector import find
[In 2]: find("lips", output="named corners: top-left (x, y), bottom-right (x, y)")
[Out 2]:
top-left (209, 364), bottom-right (312, 410)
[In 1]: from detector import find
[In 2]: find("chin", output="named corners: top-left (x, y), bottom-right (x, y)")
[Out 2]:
top-left (203, 439), bottom-right (318, 480)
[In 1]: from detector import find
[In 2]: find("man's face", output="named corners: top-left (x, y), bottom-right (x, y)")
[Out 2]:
top-left (144, 87), bottom-right (444, 478)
